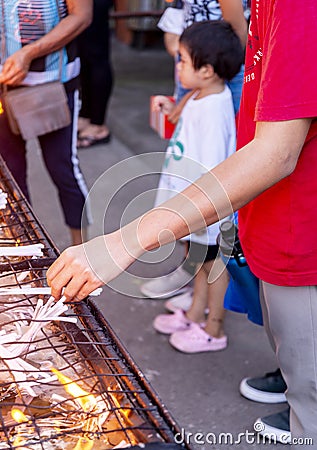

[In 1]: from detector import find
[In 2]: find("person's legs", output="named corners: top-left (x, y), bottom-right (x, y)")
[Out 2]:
top-left (185, 264), bottom-right (208, 323)
top-left (88, 59), bottom-right (113, 127)
top-left (78, 57), bottom-right (112, 144)
top-left (38, 90), bottom-right (92, 244)
top-left (262, 281), bottom-right (317, 446)
top-left (186, 257), bottom-right (228, 338)
top-left (240, 282), bottom-right (289, 443)
top-left (77, 0), bottom-right (113, 144)
top-left (0, 111), bottom-right (29, 200)
top-left (204, 258), bottom-right (228, 338)
top-left (78, 60), bottom-right (91, 123)
top-left (167, 254), bottom-right (228, 353)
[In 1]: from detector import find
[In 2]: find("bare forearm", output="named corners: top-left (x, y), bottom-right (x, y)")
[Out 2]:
top-left (133, 120), bottom-right (311, 253)
top-left (47, 119), bottom-right (311, 301)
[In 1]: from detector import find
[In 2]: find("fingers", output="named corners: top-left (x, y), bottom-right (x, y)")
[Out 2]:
top-left (63, 280), bottom-right (102, 303)
top-left (152, 95), bottom-right (166, 111)
top-left (0, 58), bottom-right (27, 86)
top-left (47, 247), bottom-right (103, 302)
top-left (46, 254), bottom-right (69, 300)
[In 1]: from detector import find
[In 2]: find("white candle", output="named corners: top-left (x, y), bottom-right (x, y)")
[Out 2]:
top-left (0, 243), bottom-right (44, 257)
top-left (0, 286), bottom-right (102, 297)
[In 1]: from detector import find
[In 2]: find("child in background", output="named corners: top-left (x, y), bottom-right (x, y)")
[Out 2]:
top-left (141, 0), bottom-right (248, 304)
top-left (156, 3), bottom-right (186, 103)
top-left (158, 0), bottom-right (248, 109)
top-left (151, 21), bottom-right (244, 353)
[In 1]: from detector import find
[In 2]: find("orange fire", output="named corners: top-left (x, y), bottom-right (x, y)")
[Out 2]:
top-left (11, 409), bottom-right (30, 450)
top-left (73, 437), bottom-right (94, 450)
top-left (0, 101), bottom-right (3, 115)
top-left (108, 388), bottom-right (132, 424)
top-left (11, 408), bottom-right (28, 424)
top-left (51, 368), bottom-right (97, 412)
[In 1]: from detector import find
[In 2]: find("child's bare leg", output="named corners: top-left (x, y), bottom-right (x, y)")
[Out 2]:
top-left (185, 263), bottom-right (208, 323)
top-left (204, 258), bottom-right (229, 338)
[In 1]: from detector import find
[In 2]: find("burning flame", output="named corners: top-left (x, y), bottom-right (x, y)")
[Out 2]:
top-left (11, 408), bottom-right (28, 423)
top-left (11, 409), bottom-right (30, 449)
top-left (73, 437), bottom-right (94, 450)
top-left (51, 368), bottom-right (96, 412)
top-left (108, 389), bottom-right (132, 424)
top-left (0, 101), bottom-right (4, 115)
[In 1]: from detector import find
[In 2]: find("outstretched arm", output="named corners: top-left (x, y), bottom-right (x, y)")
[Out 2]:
top-left (47, 118), bottom-right (311, 301)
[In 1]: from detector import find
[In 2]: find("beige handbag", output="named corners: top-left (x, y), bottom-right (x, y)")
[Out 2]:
top-left (0, 0), bottom-right (71, 140)
top-left (2, 82), bottom-right (71, 140)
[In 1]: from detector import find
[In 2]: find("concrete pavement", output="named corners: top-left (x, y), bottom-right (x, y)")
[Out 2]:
top-left (27, 37), bottom-right (286, 449)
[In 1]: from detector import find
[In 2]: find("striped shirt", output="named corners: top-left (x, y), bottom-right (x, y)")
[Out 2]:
top-left (0, 0), bottom-right (80, 86)
top-left (183, 0), bottom-right (249, 27)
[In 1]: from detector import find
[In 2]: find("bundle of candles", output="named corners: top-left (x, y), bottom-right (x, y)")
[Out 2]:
top-left (0, 296), bottom-right (77, 397)
top-left (0, 292), bottom-right (133, 450)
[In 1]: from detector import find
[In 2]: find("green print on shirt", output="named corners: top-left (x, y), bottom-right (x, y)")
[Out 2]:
top-left (163, 118), bottom-right (184, 169)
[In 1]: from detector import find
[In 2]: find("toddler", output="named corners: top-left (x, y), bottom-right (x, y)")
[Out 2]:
top-left (152, 20), bottom-right (244, 353)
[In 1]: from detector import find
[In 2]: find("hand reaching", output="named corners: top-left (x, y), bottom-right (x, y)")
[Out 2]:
top-left (47, 230), bottom-right (141, 302)
top-left (0, 48), bottom-right (32, 86)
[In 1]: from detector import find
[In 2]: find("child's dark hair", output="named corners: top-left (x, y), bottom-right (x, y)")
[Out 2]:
top-left (179, 20), bottom-right (244, 81)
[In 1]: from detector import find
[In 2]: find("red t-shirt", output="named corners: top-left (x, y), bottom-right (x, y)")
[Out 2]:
top-left (237, 0), bottom-right (317, 286)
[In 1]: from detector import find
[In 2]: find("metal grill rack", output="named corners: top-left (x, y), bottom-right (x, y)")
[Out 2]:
top-left (0, 155), bottom-right (188, 450)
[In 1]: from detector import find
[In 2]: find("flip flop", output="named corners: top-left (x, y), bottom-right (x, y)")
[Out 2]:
top-left (77, 133), bottom-right (111, 149)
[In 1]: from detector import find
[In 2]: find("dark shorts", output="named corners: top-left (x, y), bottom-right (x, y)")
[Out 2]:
top-left (183, 242), bottom-right (220, 275)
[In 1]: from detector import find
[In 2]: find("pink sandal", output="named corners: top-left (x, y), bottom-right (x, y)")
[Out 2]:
top-left (153, 309), bottom-right (205, 335)
top-left (169, 323), bottom-right (228, 353)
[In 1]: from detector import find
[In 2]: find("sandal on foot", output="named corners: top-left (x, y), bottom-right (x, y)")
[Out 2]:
top-left (77, 133), bottom-right (111, 149)
top-left (153, 309), bottom-right (205, 335)
top-left (169, 324), bottom-right (228, 353)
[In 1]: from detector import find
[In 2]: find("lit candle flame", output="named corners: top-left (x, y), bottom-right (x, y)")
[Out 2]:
top-left (51, 368), bottom-right (96, 412)
top-left (73, 437), bottom-right (94, 450)
top-left (11, 408), bottom-right (28, 423)
top-left (11, 409), bottom-right (29, 450)
top-left (0, 101), bottom-right (4, 115)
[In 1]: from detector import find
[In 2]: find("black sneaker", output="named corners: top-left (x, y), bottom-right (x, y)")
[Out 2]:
top-left (240, 368), bottom-right (287, 403)
top-left (254, 407), bottom-right (291, 444)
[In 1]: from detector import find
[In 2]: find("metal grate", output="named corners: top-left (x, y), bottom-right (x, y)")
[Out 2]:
top-left (0, 155), bottom-right (187, 450)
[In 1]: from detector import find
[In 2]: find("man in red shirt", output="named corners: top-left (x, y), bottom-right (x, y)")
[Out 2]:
top-left (48, 1), bottom-right (317, 445)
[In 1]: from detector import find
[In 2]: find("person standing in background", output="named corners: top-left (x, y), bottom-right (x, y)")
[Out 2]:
top-left (0, 0), bottom-right (93, 246)
top-left (77, 0), bottom-right (114, 149)
top-left (141, 0), bottom-right (248, 301)
top-left (151, 21), bottom-right (243, 353)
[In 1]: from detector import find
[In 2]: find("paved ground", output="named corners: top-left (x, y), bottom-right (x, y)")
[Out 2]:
top-left (26, 37), bottom-right (287, 449)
